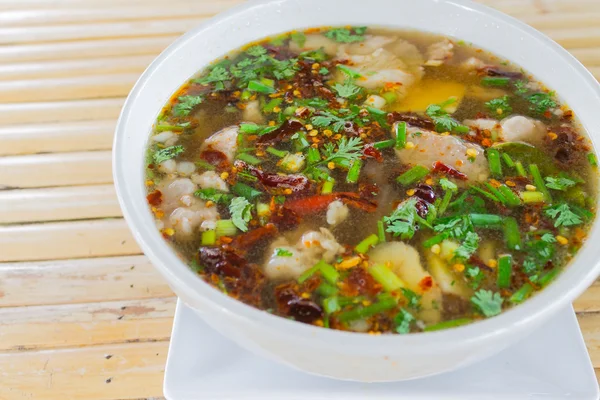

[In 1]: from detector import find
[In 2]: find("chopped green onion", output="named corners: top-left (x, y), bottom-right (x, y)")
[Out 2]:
top-left (307, 147), bottom-right (321, 164)
top-left (283, 106), bottom-right (296, 116)
top-left (323, 296), bottom-right (341, 314)
top-left (485, 183), bottom-right (508, 204)
top-left (529, 164), bottom-right (552, 203)
top-left (368, 264), bottom-right (405, 292)
top-left (239, 123), bottom-right (260, 134)
top-left (292, 131), bottom-right (310, 152)
top-left (298, 264), bottom-right (322, 284)
top-left (503, 217), bottom-right (522, 250)
top-left (381, 91), bottom-right (398, 104)
top-left (236, 152), bottom-right (262, 165)
top-left (395, 122), bottom-right (407, 149)
top-left (266, 147), bottom-right (288, 158)
top-left (317, 282), bottom-right (338, 297)
top-left (377, 220), bottom-right (386, 243)
top-left (502, 152), bottom-right (515, 168)
top-left (487, 149), bottom-right (503, 178)
top-left (498, 185), bottom-right (521, 207)
top-left (201, 230), bottom-right (217, 246)
top-left (481, 77), bottom-right (511, 87)
top-left (318, 260), bottom-right (340, 285)
top-left (423, 233), bottom-right (448, 248)
top-left (438, 190), bottom-right (453, 216)
top-left (240, 90), bottom-right (252, 101)
top-left (454, 125), bottom-right (470, 134)
top-left (424, 318), bottom-right (472, 332)
top-left (321, 180), bottom-right (334, 194)
top-left (469, 185), bottom-right (500, 203)
top-left (337, 296), bottom-right (398, 323)
top-left (156, 123), bottom-right (186, 132)
top-left (520, 191), bottom-right (545, 204)
top-left (263, 98), bottom-right (283, 113)
top-left (515, 161), bottom-right (527, 177)
top-left (232, 182), bottom-right (262, 201)
top-left (215, 219), bottom-right (238, 237)
top-left (397, 165), bottom-right (429, 186)
top-left (260, 77), bottom-right (275, 87)
top-left (539, 267), bottom-right (560, 287)
top-left (195, 159), bottom-right (216, 171)
top-left (373, 139), bottom-right (396, 150)
top-left (470, 214), bottom-right (504, 228)
top-left (355, 234), bottom-right (379, 254)
top-left (248, 80), bottom-right (275, 94)
top-left (497, 254), bottom-right (512, 289)
top-left (346, 159), bottom-right (363, 184)
top-left (588, 153), bottom-right (598, 167)
top-left (510, 283), bottom-right (533, 304)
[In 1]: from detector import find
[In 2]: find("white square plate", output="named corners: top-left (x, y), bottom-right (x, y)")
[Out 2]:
top-left (164, 300), bottom-right (598, 400)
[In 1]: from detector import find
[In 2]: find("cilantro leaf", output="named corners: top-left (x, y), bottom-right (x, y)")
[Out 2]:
top-left (194, 66), bottom-right (230, 90)
top-left (454, 231), bottom-right (480, 261)
top-left (324, 27), bottom-right (367, 43)
top-left (172, 95), bottom-right (203, 117)
top-left (384, 198), bottom-right (419, 240)
top-left (485, 96), bottom-right (512, 118)
top-left (541, 233), bottom-right (557, 243)
top-left (439, 178), bottom-right (457, 192)
top-left (229, 197), bottom-right (253, 232)
top-left (275, 248), bottom-right (294, 257)
top-left (433, 215), bottom-right (472, 239)
top-left (471, 289), bottom-right (503, 317)
top-left (311, 109), bottom-right (358, 132)
top-left (545, 176), bottom-right (576, 191)
top-left (246, 45), bottom-right (267, 57)
top-left (320, 136), bottom-right (363, 165)
top-left (425, 102), bottom-right (467, 133)
top-left (153, 145), bottom-right (184, 164)
top-left (332, 80), bottom-right (362, 99)
top-left (290, 32), bottom-right (306, 48)
top-left (194, 188), bottom-right (234, 205)
top-left (544, 203), bottom-right (583, 227)
top-left (528, 92), bottom-right (556, 115)
top-left (401, 288), bottom-right (421, 310)
top-left (466, 266), bottom-right (484, 290)
top-left (319, 67), bottom-right (330, 75)
top-left (394, 309), bottom-right (415, 334)
top-left (299, 48), bottom-right (328, 62)
top-left (514, 80), bottom-right (528, 95)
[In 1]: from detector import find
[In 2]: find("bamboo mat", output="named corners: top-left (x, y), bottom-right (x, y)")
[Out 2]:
top-left (1, 0), bottom-right (600, 398)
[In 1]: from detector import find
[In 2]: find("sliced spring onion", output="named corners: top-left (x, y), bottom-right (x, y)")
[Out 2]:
top-left (397, 165), bottom-right (429, 186)
top-left (256, 202), bottom-right (270, 217)
top-left (240, 90), bottom-right (252, 101)
top-left (232, 182), bottom-right (262, 201)
top-left (481, 77), bottom-right (511, 87)
top-left (520, 191), bottom-right (545, 204)
top-left (487, 148), bottom-right (503, 177)
top-left (381, 91), bottom-right (398, 104)
top-left (266, 147), bottom-right (288, 158)
top-left (323, 296), bottom-right (341, 314)
top-left (239, 123), bottom-right (261, 134)
top-left (368, 264), bottom-right (405, 292)
top-left (510, 283), bottom-right (533, 304)
top-left (263, 98), bottom-right (283, 113)
top-left (454, 125), bottom-right (470, 134)
top-left (318, 260), bottom-right (340, 285)
top-left (297, 264), bottom-right (322, 284)
top-left (497, 254), bottom-right (512, 289)
top-left (503, 217), bottom-right (522, 250)
top-left (156, 123), bottom-right (185, 132)
top-left (438, 190), bottom-right (453, 216)
top-left (485, 183), bottom-right (508, 204)
top-left (355, 234), bottom-right (379, 254)
top-left (215, 219), bottom-right (238, 237)
top-left (336, 64), bottom-right (362, 79)
top-left (498, 185), bottom-right (522, 207)
top-left (529, 164), bottom-right (552, 203)
top-left (195, 159), bottom-right (216, 171)
top-left (321, 180), bottom-right (334, 194)
top-left (423, 233), bottom-right (448, 248)
top-left (236, 152), bottom-right (262, 165)
top-left (346, 159), bottom-right (363, 184)
top-left (317, 282), bottom-right (339, 297)
top-left (539, 267), bottom-right (560, 287)
top-left (470, 214), bottom-right (504, 228)
top-left (293, 131), bottom-right (310, 152)
top-left (337, 296), bottom-right (398, 323)
top-left (373, 139), bottom-right (396, 150)
top-left (469, 185), bottom-right (500, 203)
top-left (395, 121), bottom-right (407, 149)
top-left (377, 220), bottom-right (386, 243)
top-left (514, 161), bottom-right (527, 177)
top-left (307, 147), bottom-right (321, 164)
top-left (248, 79), bottom-right (275, 94)
top-left (588, 153), bottom-right (598, 167)
top-left (501, 152), bottom-right (515, 168)
top-left (201, 230), bottom-right (217, 246)
top-left (424, 318), bottom-right (472, 332)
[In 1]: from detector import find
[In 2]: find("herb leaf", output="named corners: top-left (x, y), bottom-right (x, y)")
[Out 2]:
top-left (246, 45), bottom-right (267, 57)
top-left (454, 231), bottom-right (480, 261)
top-left (471, 290), bottom-right (503, 317)
top-left (439, 178), bottom-right (458, 192)
top-left (229, 197), bottom-right (253, 232)
top-left (544, 203), bottom-right (583, 227)
top-left (275, 248), bottom-right (294, 257)
top-left (332, 80), bottom-right (362, 99)
top-left (401, 288), bottom-right (422, 309)
top-left (172, 95), bottom-right (203, 117)
top-left (194, 66), bottom-right (231, 90)
top-left (485, 96), bottom-right (512, 118)
top-left (394, 309), bottom-right (415, 334)
top-left (545, 176), bottom-right (576, 191)
top-left (528, 92), bottom-right (556, 115)
top-left (321, 136), bottom-right (364, 165)
top-left (425, 102), bottom-right (467, 133)
top-left (194, 188), bottom-right (234, 205)
top-left (153, 145), bottom-right (184, 164)
top-left (324, 27), bottom-right (367, 43)
top-left (384, 198), bottom-right (419, 239)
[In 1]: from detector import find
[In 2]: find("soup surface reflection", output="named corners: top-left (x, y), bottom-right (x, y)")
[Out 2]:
top-left (145, 27), bottom-right (598, 333)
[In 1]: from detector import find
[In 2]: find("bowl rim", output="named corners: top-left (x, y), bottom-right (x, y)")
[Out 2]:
top-left (114, 0), bottom-right (600, 350)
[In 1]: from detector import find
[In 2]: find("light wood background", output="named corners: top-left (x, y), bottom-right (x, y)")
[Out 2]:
top-left (1, 0), bottom-right (600, 398)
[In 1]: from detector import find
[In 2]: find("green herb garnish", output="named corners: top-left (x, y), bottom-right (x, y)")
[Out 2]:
top-left (324, 26), bottom-right (367, 43)
top-left (153, 145), bottom-right (184, 164)
top-left (471, 289), bottom-right (503, 317)
top-left (172, 95), bottom-right (203, 117)
top-left (229, 197), bottom-right (253, 232)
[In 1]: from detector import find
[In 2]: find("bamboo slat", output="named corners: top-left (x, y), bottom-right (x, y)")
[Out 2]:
top-left (0, 184), bottom-right (121, 224)
top-left (0, 98), bottom-right (124, 126)
top-left (0, 120), bottom-right (115, 156)
top-left (0, 256), bottom-right (172, 307)
top-left (0, 151), bottom-right (112, 189)
top-left (0, 297), bottom-right (175, 352)
top-left (0, 219), bottom-right (140, 262)
top-left (0, 341), bottom-right (168, 400)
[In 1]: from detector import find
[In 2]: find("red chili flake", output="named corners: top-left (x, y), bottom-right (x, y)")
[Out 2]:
top-left (200, 150), bottom-right (229, 169)
top-left (432, 161), bottom-right (468, 180)
top-left (419, 276), bottom-right (433, 292)
top-left (146, 190), bottom-right (163, 206)
top-left (363, 144), bottom-right (383, 162)
top-left (229, 224), bottom-right (278, 250)
top-left (235, 160), bottom-right (310, 193)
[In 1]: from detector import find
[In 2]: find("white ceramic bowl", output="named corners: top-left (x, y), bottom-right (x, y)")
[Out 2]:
top-left (114, 0), bottom-right (600, 382)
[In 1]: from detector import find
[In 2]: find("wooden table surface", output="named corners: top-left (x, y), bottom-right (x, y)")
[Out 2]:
top-left (1, 0), bottom-right (600, 398)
